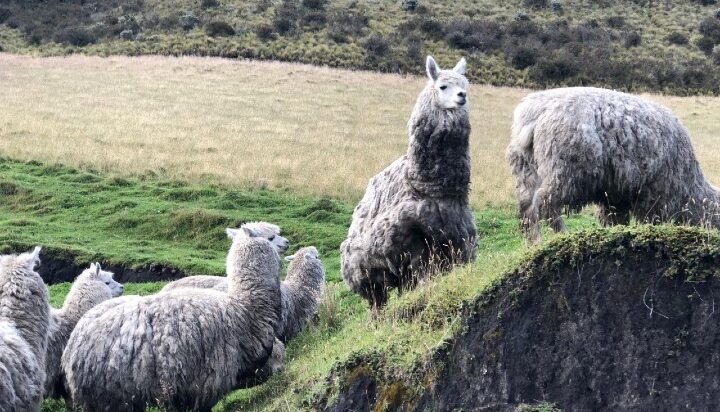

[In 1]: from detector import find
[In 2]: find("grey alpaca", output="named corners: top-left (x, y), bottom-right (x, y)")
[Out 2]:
top-left (43, 263), bottom-right (123, 399)
top-left (507, 87), bottom-right (720, 242)
top-left (0, 247), bottom-right (49, 412)
top-left (341, 56), bottom-right (478, 308)
top-left (61, 228), bottom-right (282, 412)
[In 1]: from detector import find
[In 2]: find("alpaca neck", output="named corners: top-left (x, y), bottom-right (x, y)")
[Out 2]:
top-left (405, 87), bottom-right (472, 199)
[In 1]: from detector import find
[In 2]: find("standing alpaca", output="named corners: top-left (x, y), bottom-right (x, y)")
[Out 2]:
top-left (0, 247), bottom-right (50, 411)
top-left (341, 56), bottom-right (478, 308)
top-left (61, 228), bottom-right (282, 412)
top-left (161, 221), bottom-right (289, 292)
top-left (43, 263), bottom-right (123, 399)
top-left (507, 87), bottom-right (720, 242)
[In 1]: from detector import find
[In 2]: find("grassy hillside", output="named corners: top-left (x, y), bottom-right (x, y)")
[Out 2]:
top-left (2, 0), bottom-right (720, 93)
top-left (0, 157), bottom-right (596, 411)
top-left (3, 55), bottom-right (720, 211)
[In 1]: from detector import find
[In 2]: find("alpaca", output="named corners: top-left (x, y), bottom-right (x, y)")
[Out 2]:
top-left (341, 56), bottom-right (478, 309)
top-left (506, 87), bottom-right (720, 242)
top-left (162, 246), bottom-right (325, 344)
top-left (0, 247), bottom-right (50, 411)
top-left (161, 221), bottom-right (289, 293)
top-left (61, 228), bottom-right (282, 412)
top-left (237, 338), bottom-right (286, 388)
top-left (43, 263), bottom-right (123, 399)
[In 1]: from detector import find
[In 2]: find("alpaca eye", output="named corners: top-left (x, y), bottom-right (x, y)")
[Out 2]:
top-left (268, 236), bottom-right (275, 241)
top-left (439, 86), bottom-right (447, 90)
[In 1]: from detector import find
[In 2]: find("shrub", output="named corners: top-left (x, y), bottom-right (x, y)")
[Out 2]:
top-left (179, 11), bottom-right (199, 31)
top-left (401, 0), bottom-right (419, 11)
top-left (605, 16), bottom-right (625, 28)
top-left (405, 32), bottom-right (423, 61)
top-left (418, 17), bottom-right (444, 39)
top-left (529, 54), bottom-right (578, 83)
top-left (550, 1), bottom-right (563, 12)
top-left (302, 0), bottom-right (327, 10)
top-left (201, 0), bottom-right (220, 8)
top-left (0, 7), bottom-right (11, 24)
top-left (514, 12), bottom-right (531, 21)
top-left (666, 32), bottom-right (688, 46)
top-left (524, 0), bottom-right (548, 9)
top-left (254, 23), bottom-right (275, 40)
top-left (508, 19), bottom-right (539, 37)
top-left (699, 16), bottom-right (720, 43)
top-left (445, 19), bottom-right (503, 52)
top-left (510, 46), bottom-right (538, 69)
top-left (624, 31), bottom-right (641, 48)
top-left (713, 47), bottom-right (720, 65)
top-left (273, 1), bottom-right (299, 34)
top-left (55, 26), bottom-right (98, 46)
top-left (302, 11), bottom-right (327, 28)
top-left (696, 36), bottom-right (716, 55)
top-left (206, 20), bottom-right (235, 37)
top-left (364, 34), bottom-right (390, 58)
top-left (327, 10), bottom-right (368, 42)
top-left (119, 29), bottom-right (134, 40)
top-left (693, 0), bottom-right (718, 5)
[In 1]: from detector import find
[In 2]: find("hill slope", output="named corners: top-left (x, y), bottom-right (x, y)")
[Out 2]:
top-left (2, 0), bottom-right (720, 93)
top-left (318, 226), bottom-right (720, 411)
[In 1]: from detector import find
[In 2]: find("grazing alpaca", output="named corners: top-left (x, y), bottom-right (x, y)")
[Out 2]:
top-left (507, 87), bottom-right (720, 242)
top-left (341, 56), bottom-right (478, 309)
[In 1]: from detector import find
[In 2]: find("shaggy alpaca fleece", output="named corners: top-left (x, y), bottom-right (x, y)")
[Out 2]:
top-left (62, 229), bottom-right (281, 412)
top-left (341, 56), bottom-right (477, 308)
top-left (43, 263), bottom-right (123, 399)
top-left (0, 247), bottom-right (49, 411)
top-left (507, 87), bottom-right (720, 242)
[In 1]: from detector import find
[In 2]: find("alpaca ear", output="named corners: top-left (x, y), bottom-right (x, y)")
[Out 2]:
top-left (94, 262), bottom-right (101, 276)
top-left (284, 255), bottom-right (295, 262)
top-left (426, 56), bottom-right (440, 81)
top-left (226, 228), bottom-right (240, 239)
top-left (21, 246), bottom-right (41, 269)
top-left (453, 57), bottom-right (466, 75)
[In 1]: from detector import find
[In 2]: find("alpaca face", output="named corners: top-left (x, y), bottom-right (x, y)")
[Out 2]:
top-left (86, 263), bottom-right (124, 297)
top-left (237, 222), bottom-right (290, 254)
top-left (426, 56), bottom-right (469, 110)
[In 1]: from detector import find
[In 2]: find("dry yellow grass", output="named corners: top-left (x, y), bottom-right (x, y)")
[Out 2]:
top-left (1, 54), bottom-right (720, 209)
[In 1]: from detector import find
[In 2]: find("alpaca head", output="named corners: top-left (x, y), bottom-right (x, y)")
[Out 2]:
top-left (226, 226), bottom-right (283, 272)
top-left (78, 263), bottom-right (124, 298)
top-left (425, 56), bottom-right (469, 110)
top-left (240, 221), bottom-right (290, 254)
top-left (284, 246), bottom-right (325, 285)
top-left (10, 246), bottom-right (42, 271)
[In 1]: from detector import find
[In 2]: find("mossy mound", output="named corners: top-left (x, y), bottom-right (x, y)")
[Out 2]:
top-left (321, 225), bottom-right (720, 411)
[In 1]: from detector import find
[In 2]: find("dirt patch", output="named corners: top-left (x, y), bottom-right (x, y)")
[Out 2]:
top-left (11, 248), bottom-right (188, 284)
top-left (323, 226), bottom-right (720, 411)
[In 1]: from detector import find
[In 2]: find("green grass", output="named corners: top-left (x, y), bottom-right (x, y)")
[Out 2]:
top-left (1, 156), bottom-right (599, 410)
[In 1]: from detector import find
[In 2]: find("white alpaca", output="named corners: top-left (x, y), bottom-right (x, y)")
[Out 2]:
top-left (43, 263), bottom-right (123, 398)
top-left (0, 247), bottom-right (50, 411)
top-left (62, 228), bottom-right (282, 412)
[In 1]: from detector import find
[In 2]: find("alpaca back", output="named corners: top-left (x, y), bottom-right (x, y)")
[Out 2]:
top-left (279, 247), bottom-right (325, 342)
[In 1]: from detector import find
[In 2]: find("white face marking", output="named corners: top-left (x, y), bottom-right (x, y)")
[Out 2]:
top-left (434, 79), bottom-right (468, 109)
top-left (97, 270), bottom-right (124, 297)
top-left (426, 56), bottom-right (470, 110)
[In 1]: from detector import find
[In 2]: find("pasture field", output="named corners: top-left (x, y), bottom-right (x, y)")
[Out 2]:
top-left (0, 54), bottom-right (718, 410)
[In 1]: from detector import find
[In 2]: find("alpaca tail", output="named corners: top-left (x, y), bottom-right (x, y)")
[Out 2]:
top-left (507, 99), bottom-right (542, 239)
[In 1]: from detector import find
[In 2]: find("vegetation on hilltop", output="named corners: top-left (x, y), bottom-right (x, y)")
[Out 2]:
top-left (2, 0), bottom-right (720, 93)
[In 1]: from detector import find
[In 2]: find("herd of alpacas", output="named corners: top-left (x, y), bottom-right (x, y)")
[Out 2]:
top-left (1, 55), bottom-right (719, 411)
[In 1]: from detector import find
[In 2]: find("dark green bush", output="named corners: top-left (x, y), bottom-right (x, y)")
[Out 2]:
top-left (0, 7), bottom-right (11, 24)
top-left (624, 31), bottom-right (641, 48)
top-left (206, 20), bottom-right (235, 37)
top-left (179, 11), bottom-right (199, 31)
top-left (302, 0), bottom-right (327, 10)
top-left (696, 36), bottom-right (715, 54)
top-left (55, 26), bottom-right (98, 46)
top-left (700, 16), bottom-right (720, 43)
top-left (445, 19), bottom-right (503, 52)
top-left (606, 16), bottom-right (625, 28)
top-left (201, 0), bottom-right (220, 9)
top-left (364, 34), bottom-right (390, 58)
top-left (666, 31), bottom-right (688, 45)
top-left (254, 23), bottom-right (275, 40)
top-left (510, 46), bottom-right (538, 69)
top-left (524, 0), bottom-right (548, 9)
